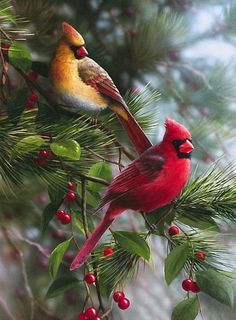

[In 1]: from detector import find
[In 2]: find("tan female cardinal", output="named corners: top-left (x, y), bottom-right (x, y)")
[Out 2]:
top-left (49, 22), bottom-right (152, 155)
top-left (70, 118), bottom-right (194, 270)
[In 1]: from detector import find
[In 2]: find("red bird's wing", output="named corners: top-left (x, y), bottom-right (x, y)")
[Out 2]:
top-left (79, 58), bottom-right (127, 107)
top-left (99, 147), bottom-right (165, 208)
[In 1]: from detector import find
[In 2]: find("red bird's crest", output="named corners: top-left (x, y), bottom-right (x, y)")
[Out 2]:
top-left (165, 118), bottom-right (192, 141)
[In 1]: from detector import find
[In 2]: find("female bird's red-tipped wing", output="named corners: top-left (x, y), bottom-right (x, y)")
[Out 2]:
top-left (79, 58), bottom-right (127, 107)
top-left (99, 146), bottom-right (165, 208)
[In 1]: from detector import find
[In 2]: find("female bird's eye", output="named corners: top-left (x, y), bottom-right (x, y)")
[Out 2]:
top-left (75, 46), bottom-right (88, 58)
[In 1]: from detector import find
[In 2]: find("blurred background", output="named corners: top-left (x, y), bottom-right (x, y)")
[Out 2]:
top-left (0, 0), bottom-right (236, 319)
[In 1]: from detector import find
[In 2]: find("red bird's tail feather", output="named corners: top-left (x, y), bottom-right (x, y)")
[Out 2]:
top-left (70, 216), bottom-right (114, 270)
top-left (111, 105), bottom-right (152, 155)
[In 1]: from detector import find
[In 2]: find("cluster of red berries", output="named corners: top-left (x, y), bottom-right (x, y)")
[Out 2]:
top-left (36, 149), bottom-right (54, 167)
top-left (77, 307), bottom-right (101, 320)
top-left (25, 92), bottom-right (39, 109)
top-left (113, 291), bottom-right (130, 310)
top-left (65, 181), bottom-right (77, 202)
top-left (182, 279), bottom-right (200, 293)
top-left (55, 209), bottom-right (71, 224)
top-left (1, 43), bottom-right (10, 58)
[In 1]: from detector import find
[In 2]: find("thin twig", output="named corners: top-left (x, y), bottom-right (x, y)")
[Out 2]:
top-left (85, 147), bottom-right (125, 168)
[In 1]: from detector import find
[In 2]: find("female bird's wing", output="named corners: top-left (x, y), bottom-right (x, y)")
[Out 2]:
top-left (99, 147), bottom-right (166, 208)
top-left (79, 58), bottom-right (127, 107)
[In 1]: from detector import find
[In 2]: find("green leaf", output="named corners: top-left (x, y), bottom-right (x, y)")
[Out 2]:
top-left (50, 140), bottom-right (81, 160)
top-left (72, 211), bottom-right (94, 235)
top-left (178, 216), bottom-right (219, 231)
top-left (45, 276), bottom-right (80, 299)
top-left (9, 41), bottom-right (32, 72)
top-left (165, 242), bottom-right (189, 285)
top-left (14, 135), bottom-right (44, 155)
top-left (49, 237), bottom-right (72, 279)
top-left (196, 269), bottom-right (234, 307)
top-left (6, 88), bottom-right (28, 120)
top-left (87, 162), bottom-right (112, 192)
top-left (41, 203), bottom-right (58, 234)
top-left (113, 231), bottom-right (150, 261)
top-left (171, 297), bottom-right (199, 320)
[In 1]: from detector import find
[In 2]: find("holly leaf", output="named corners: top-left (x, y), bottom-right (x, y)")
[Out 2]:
top-left (45, 276), bottom-right (80, 299)
top-left (50, 140), bottom-right (81, 160)
top-left (72, 211), bottom-right (94, 235)
top-left (49, 237), bottom-right (72, 279)
top-left (9, 41), bottom-right (32, 72)
top-left (6, 88), bottom-right (28, 120)
top-left (14, 135), bottom-right (44, 155)
top-left (113, 231), bottom-right (150, 261)
top-left (87, 162), bottom-right (112, 192)
top-left (196, 269), bottom-right (234, 307)
top-left (171, 297), bottom-right (199, 320)
top-left (165, 242), bottom-right (189, 285)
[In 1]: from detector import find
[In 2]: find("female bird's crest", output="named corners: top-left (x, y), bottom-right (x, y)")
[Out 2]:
top-left (62, 22), bottom-right (85, 46)
top-left (165, 118), bottom-right (192, 141)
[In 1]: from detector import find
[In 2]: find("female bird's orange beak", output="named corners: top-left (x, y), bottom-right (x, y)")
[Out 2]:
top-left (179, 140), bottom-right (194, 153)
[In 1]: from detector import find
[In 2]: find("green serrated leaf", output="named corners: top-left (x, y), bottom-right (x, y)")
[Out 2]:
top-left (9, 41), bottom-right (32, 72)
top-left (171, 297), bottom-right (199, 320)
top-left (14, 135), bottom-right (44, 155)
top-left (72, 211), bottom-right (94, 235)
top-left (113, 231), bottom-right (150, 261)
top-left (196, 269), bottom-right (234, 307)
top-left (45, 276), bottom-right (80, 299)
top-left (87, 162), bottom-right (112, 192)
top-left (6, 88), bottom-right (28, 120)
top-left (49, 237), bottom-right (72, 279)
top-left (50, 140), bottom-right (81, 160)
top-left (165, 242), bottom-right (189, 285)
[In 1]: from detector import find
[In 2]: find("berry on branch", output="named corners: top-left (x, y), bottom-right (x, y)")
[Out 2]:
top-left (182, 279), bottom-right (194, 291)
top-left (168, 226), bottom-right (180, 236)
top-left (85, 307), bottom-right (97, 319)
top-left (103, 247), bottom-right (114, 256)
top-left (195, 251), bottom-right (206, 261)
top-left (65, 191), bottom-right (77, 202)
top-left (84, 273), bottom-right (96, 284)
top-left (113, 291), bottom-right (125, 303)
top-left (118, 297), bottom-right (130, 310)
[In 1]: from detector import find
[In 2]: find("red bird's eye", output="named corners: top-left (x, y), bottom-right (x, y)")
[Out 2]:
top-left (76, 46), bottom-right (88, 58)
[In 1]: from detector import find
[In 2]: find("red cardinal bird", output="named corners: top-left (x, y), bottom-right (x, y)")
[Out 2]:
top-left (49, 22), bottom-right (152, 155)
top-left (70, 119), bottom-right (193, 270)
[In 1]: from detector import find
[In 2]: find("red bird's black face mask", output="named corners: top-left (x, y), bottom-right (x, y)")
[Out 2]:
top-left (172, 139), bottom-right (194, 159)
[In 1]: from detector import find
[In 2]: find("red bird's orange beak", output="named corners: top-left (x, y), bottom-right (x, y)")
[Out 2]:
top-left (179, 140), bottom-right (194, 153)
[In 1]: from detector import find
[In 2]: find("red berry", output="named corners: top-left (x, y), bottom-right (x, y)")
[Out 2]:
top-left (84, 273), bottom-right (96, 284)
top-left (38, 149), bottom-right (51, 159)
top-left (113, 291), bottom-right (125, 303)
top-left (77, 312), bottom-right (88, 320)
top-left (65, 191), bottom-right (76, 202)
top-left (55, 210), bottom-right (65, 220)
top-left (103, 247), bottom-right (114, 256)
top-left (60, 214), bottom-right (71, 224)
top-left (36, 158), bottom-right (47, 167)
top-left (182, 279), bottom-right (194, 291)
top-left (168, 226), bottom-right (180, 236)
top-left (85, 307), bottom-right (97, 319)
top-left (118, 297), bottom-right (130, 310)
top-left (29, 92), bottom-right (39, 103)
top-left (27, 71), bottom-right (38, 81)
top-left (67, 181), bottom-right (77, 190)
top-left (195, 251), bottom-right (206, 261)
top-left (191, 281), bottom-right (200, 293)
